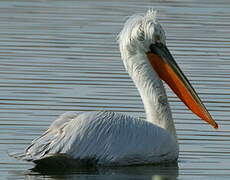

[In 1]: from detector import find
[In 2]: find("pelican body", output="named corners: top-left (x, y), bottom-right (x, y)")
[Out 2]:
top-left (11, 10), bottom-right (218, 166)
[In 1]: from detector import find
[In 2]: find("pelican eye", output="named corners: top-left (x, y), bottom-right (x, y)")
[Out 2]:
top-left (155, 42), bottom-right (163, 48)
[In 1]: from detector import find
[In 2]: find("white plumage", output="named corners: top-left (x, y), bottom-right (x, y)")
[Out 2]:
top-left (12, 10), bottom-right (217, 166)
top-left (17, 111), bottom-right (177, 165)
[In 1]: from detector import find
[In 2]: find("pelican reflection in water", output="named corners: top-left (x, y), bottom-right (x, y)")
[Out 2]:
top-left (11, 10), bottom-right (218, 167)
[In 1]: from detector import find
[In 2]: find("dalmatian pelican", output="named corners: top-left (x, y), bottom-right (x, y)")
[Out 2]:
top-left (11, 10), bottom-right (218, 166)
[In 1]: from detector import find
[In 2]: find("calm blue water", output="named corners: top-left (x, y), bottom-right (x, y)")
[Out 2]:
top-left (0, 0), bottom-right (230, 179)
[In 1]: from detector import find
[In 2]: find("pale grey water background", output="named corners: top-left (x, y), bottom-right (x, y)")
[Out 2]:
top-left (0, 0), bottom-right (230, 179)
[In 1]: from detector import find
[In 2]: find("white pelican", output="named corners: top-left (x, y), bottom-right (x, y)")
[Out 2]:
top-left (11, 10), bottom-right (218, 166)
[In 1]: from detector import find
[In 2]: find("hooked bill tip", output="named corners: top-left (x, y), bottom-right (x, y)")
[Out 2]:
top-left (212, 122), bottom-right (219, 129)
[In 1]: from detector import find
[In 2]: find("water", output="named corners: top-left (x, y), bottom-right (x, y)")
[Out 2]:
top-left (0, 0), bottom-right (230, 179)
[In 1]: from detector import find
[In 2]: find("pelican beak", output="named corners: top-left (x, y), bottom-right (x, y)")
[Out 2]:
top-left (147, 43), bottom-right (218, 129)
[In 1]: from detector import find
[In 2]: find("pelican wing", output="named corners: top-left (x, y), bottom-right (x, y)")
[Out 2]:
top-left (11, 111), bottom-right (178, 165)
top-left (10, 112), bottom-right (81, 161)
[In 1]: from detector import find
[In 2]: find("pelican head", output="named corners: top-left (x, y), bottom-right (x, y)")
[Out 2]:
top-left (119, 10), bottom-right (218, 129)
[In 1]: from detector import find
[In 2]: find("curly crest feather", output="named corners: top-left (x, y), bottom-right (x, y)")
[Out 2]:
top-left (118, 10), bottom-right (166, 62)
